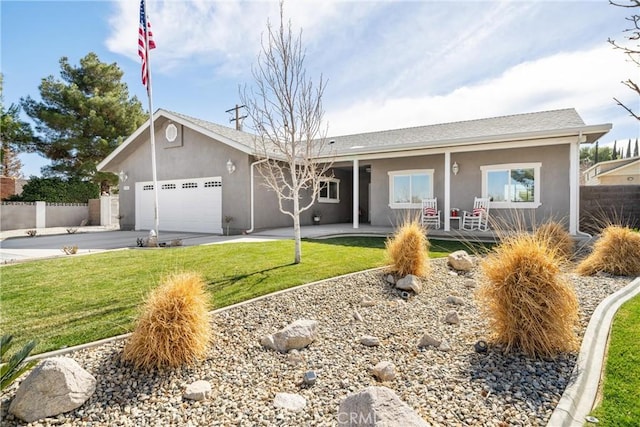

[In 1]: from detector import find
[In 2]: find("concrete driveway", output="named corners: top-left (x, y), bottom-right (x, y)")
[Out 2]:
top-left (0, 227), bottom-right (279, 263)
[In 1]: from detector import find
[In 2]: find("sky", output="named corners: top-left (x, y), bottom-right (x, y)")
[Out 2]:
top-left (2, 0), bottom-right (639, 177)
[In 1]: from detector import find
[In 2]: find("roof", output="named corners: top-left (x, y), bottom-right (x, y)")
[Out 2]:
top-left (585, 157), bottom-right (640, 178)
top-left (98, 108), bottom-right (611, 171)
top-left (324, 108), bottom-right (610, 158)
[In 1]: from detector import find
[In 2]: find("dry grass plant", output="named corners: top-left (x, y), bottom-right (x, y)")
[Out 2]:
top-left (385, 215), bottom-right (430, 277)
top-left (122, 272), bottom-right (212, 370)
top-left (477, 232), bottom-right (579, 358)
top-left (576, 225), bottom-right (640, 276)
top-left (534, 221), bottom-right (574, 261)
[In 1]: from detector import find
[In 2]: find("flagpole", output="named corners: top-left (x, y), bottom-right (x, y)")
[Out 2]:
top-left (142, 0), bottom-right (160, 244)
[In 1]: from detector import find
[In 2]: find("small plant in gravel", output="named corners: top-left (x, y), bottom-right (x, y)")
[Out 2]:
top-left (61, 245), bottom-right (78, 255)
top-left (534, 220), bottom-right (574, 261)
top-left (385, 216), bottom-right (430, 277)
top-left (576, 225), bottom-right (640, 276)
top-left (66, 227), bottom-right (78, 234)
top-left (1, 334), bottom-right (37, 391)
top-left (25, 230), bottom-right (37, 237)
top-left (476, 232), bottom-right (579, 358)
top-left (122, 272), bottom-right (212, 370)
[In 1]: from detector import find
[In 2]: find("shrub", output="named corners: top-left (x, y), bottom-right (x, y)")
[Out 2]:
top-left (385, 217), bottom-right (430, 277)
top-left (534, 221), bottom-right (574, 260)
top-left (0, 334), bottom-right (37, 391)
top-left (576, 225), bottom-right (640, 276)
top-left (61, 245), bottom-right (78, 255)
top-left (8, 176), bottom-right (99, 203)
top-left (122, 272), bottom-right (212, 370)
top-left (476, 233), bottom-right (579, 358)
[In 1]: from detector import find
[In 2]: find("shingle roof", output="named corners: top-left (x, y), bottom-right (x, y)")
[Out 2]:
top-left (166, 110), bottom-right (257, 149)
top-left (325, 108), bottom-right (588, 155)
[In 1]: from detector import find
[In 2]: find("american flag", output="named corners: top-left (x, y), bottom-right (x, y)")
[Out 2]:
top-left (138, 0), bottom-right (156, 87)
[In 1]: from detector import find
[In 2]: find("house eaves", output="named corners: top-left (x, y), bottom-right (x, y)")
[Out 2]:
top-left (97, 109), bottom-right (258, 172)
top-left (596, 158), bottom-right (640, 177)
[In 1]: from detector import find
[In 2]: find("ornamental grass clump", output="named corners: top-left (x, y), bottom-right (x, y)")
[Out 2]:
top-left (122, 272), bottom-right (212, 370)
top-left (476, 233), bottom-right (579, 358)
top-left (534, 221), bottom-right (574, 261)
top-left (385, 217), bottom-right (430, 277)
top-left (576, 225), bottom-right (640, 276)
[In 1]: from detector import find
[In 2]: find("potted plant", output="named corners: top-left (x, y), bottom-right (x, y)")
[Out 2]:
top-left (312, 210), bottom-right (321, 225)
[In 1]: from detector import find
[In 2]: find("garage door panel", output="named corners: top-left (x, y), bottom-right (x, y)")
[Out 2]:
top-left (135, 177), bottom-right (222, 233)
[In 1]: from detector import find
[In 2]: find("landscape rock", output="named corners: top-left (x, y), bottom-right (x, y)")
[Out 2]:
top-left (438, 340), bottom-right (452, 351)
top-left (395, 274), bottom-right (422, 294)
top-left (9, 357), bottom-right (96, 423)
top-left (273, 392), bottom-right (307, 412)
top-left (464, 279), bottom-right (476, 288)
top-left (360, 296), bottom-right (376, 307)
top-left (260, 319), bottom-right (318, 353)
top-left (337, 386), bottom-right (429, 426)
top-left (446, 295), bottom-right (465, 305)
top-left (417, 333), bottom-right (441, 348)
top-left (287, 349), bottom-right (305, 366)
top-left (372, 361), bottom-right (396, 382)
top-left (386, 274), bottom-right (395, 284)
top-left (183, 380), bottom-right (211, 401)
top-left (447, 250), bottom-right (474, 271)
top-left (360, 335), bottom-right (380, 347)
top-left (353, 310), bottom-right (364, 322)
top-left (444, 311), bottom-right (460, 325)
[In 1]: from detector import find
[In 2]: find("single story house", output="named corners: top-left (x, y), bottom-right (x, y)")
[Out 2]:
top-left (582, 156), bottom-right (640, 186)
top-left (97, 108), bottom-right (611, 235)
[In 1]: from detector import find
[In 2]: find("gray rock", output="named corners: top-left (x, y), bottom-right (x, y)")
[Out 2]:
top-left (184, 380), bottom-right (211, 401)
top-left (260, 319), bottom-right (318, 353)
top-left (372, 361), bottom-right (396, 382)
top-left (9, 357), bottom-right (96, 423)
top-left (395, 274), bottom-right (422, 294)
top-left (360, 335), bottom-right (381, 347)
top-left (337, 386), bottom-right (429, 426)
top-left (353, 310), bottom-right (364, 322)
top-left (446, 295), bottom-right (465, 305)
top-left (438, 340), bottom-right (452, 351)
top-left (287, 349), bottom-right (305, 366)
top-left (447, 250), bottom-right (474, 271)
top-left (273, 392), bottom-right (307, 412)
top-left (386, 274), bottom-right (395, 284)
top-left (464, 279), bottom-right (476, 288)
top-left (444, 311), bottom-right (460, 324)
top-left (417, 333), bottom-right (441, 348)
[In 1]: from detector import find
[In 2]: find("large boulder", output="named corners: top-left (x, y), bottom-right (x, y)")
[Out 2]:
top-left (447, 250), bottom-right (474, 271)
top-left (337, 386), bottom-right (429, 426)
top-left (9, 357), bottom-right (96, 423)
top-left (260, 319), bottom-right (319, 353)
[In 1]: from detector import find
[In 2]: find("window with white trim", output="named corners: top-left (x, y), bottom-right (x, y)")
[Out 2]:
top-left (481, 163), bottom-right (541, 208)
top-left (318, 178), bottom-right (340, 203)
top-left (388, 169), bottom-right (434, 209)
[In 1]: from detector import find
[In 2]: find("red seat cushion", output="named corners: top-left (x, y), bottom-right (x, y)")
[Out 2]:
top-left (424, 207), bottom-right (437, 216)
top-left (472, 207), bottom-right (485, 216)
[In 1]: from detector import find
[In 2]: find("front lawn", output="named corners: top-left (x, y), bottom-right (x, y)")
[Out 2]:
top-left (589, 293), bottom-right (640, 426)
top-left (1, 237), bottom-right (479, 354)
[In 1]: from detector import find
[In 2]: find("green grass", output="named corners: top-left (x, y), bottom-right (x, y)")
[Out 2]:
top-left (0, 237), bottom-right (481, 355)
top-left (589, 294), bottom-right (640, 426)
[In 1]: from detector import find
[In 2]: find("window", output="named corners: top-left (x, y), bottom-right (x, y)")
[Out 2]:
top-left (319, 178), bottom-right (340, 203)
top-left (388, 169), bottom-right (434, 208)
top-left (481, 163), bottom-right (541, 208)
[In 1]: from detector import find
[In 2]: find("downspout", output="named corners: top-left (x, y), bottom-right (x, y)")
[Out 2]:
top-left (244, 158), bottom-right (268, 234)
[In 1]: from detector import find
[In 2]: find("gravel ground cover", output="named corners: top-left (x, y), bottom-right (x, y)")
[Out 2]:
top-left (1, 258), bottom-right (632, 426)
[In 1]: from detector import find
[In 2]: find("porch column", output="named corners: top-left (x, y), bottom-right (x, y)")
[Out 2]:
top-left (353, 158), bottom-right (359, 229)
top-left (569, 136), bottom-right (580, 235)
top-left (444, 152), bottom-right (451, 231)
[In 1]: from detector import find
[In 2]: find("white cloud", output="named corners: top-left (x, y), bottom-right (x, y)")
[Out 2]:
top-left (324, 45), bottom-right (638, 141)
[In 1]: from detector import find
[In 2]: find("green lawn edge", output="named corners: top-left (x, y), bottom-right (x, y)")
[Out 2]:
top-left (588, 293), bottom-right (640, 426)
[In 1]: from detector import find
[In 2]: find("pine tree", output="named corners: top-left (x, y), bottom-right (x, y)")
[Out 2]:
top-left (634, 139), bottom-right (639, 157)
top-left (0, 146), bottom-right (23, 177)
top-left (626, 139), bottom-right (632, 158)
top-left (612, 141), bottom-right (618, 160)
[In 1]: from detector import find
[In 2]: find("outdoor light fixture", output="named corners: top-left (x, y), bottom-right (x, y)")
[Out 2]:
top-left (452, 161), bottom-right (460, 175)
top-left (226, 159), bottom-right (236, 174)
top-left (118, 170), bottom-right (128, 182)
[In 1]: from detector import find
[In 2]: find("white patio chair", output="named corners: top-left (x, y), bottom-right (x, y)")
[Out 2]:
top-left (461, 197), bottom-right (490, 231)
top-left (421, 198), bottom-right (441, 229)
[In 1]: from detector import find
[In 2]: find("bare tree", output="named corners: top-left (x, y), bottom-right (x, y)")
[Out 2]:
top-left (242, 2), bottom-right (333, 264)
top-left (609, 0), bottom-right (640, 120)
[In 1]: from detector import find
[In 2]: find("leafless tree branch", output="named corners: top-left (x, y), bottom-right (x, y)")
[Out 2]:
top-left (609, 0), bottom-right (640, 120)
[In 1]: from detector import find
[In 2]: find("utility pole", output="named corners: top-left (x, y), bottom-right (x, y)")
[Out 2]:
top-left (225, 104), bottom-right (247, 131)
